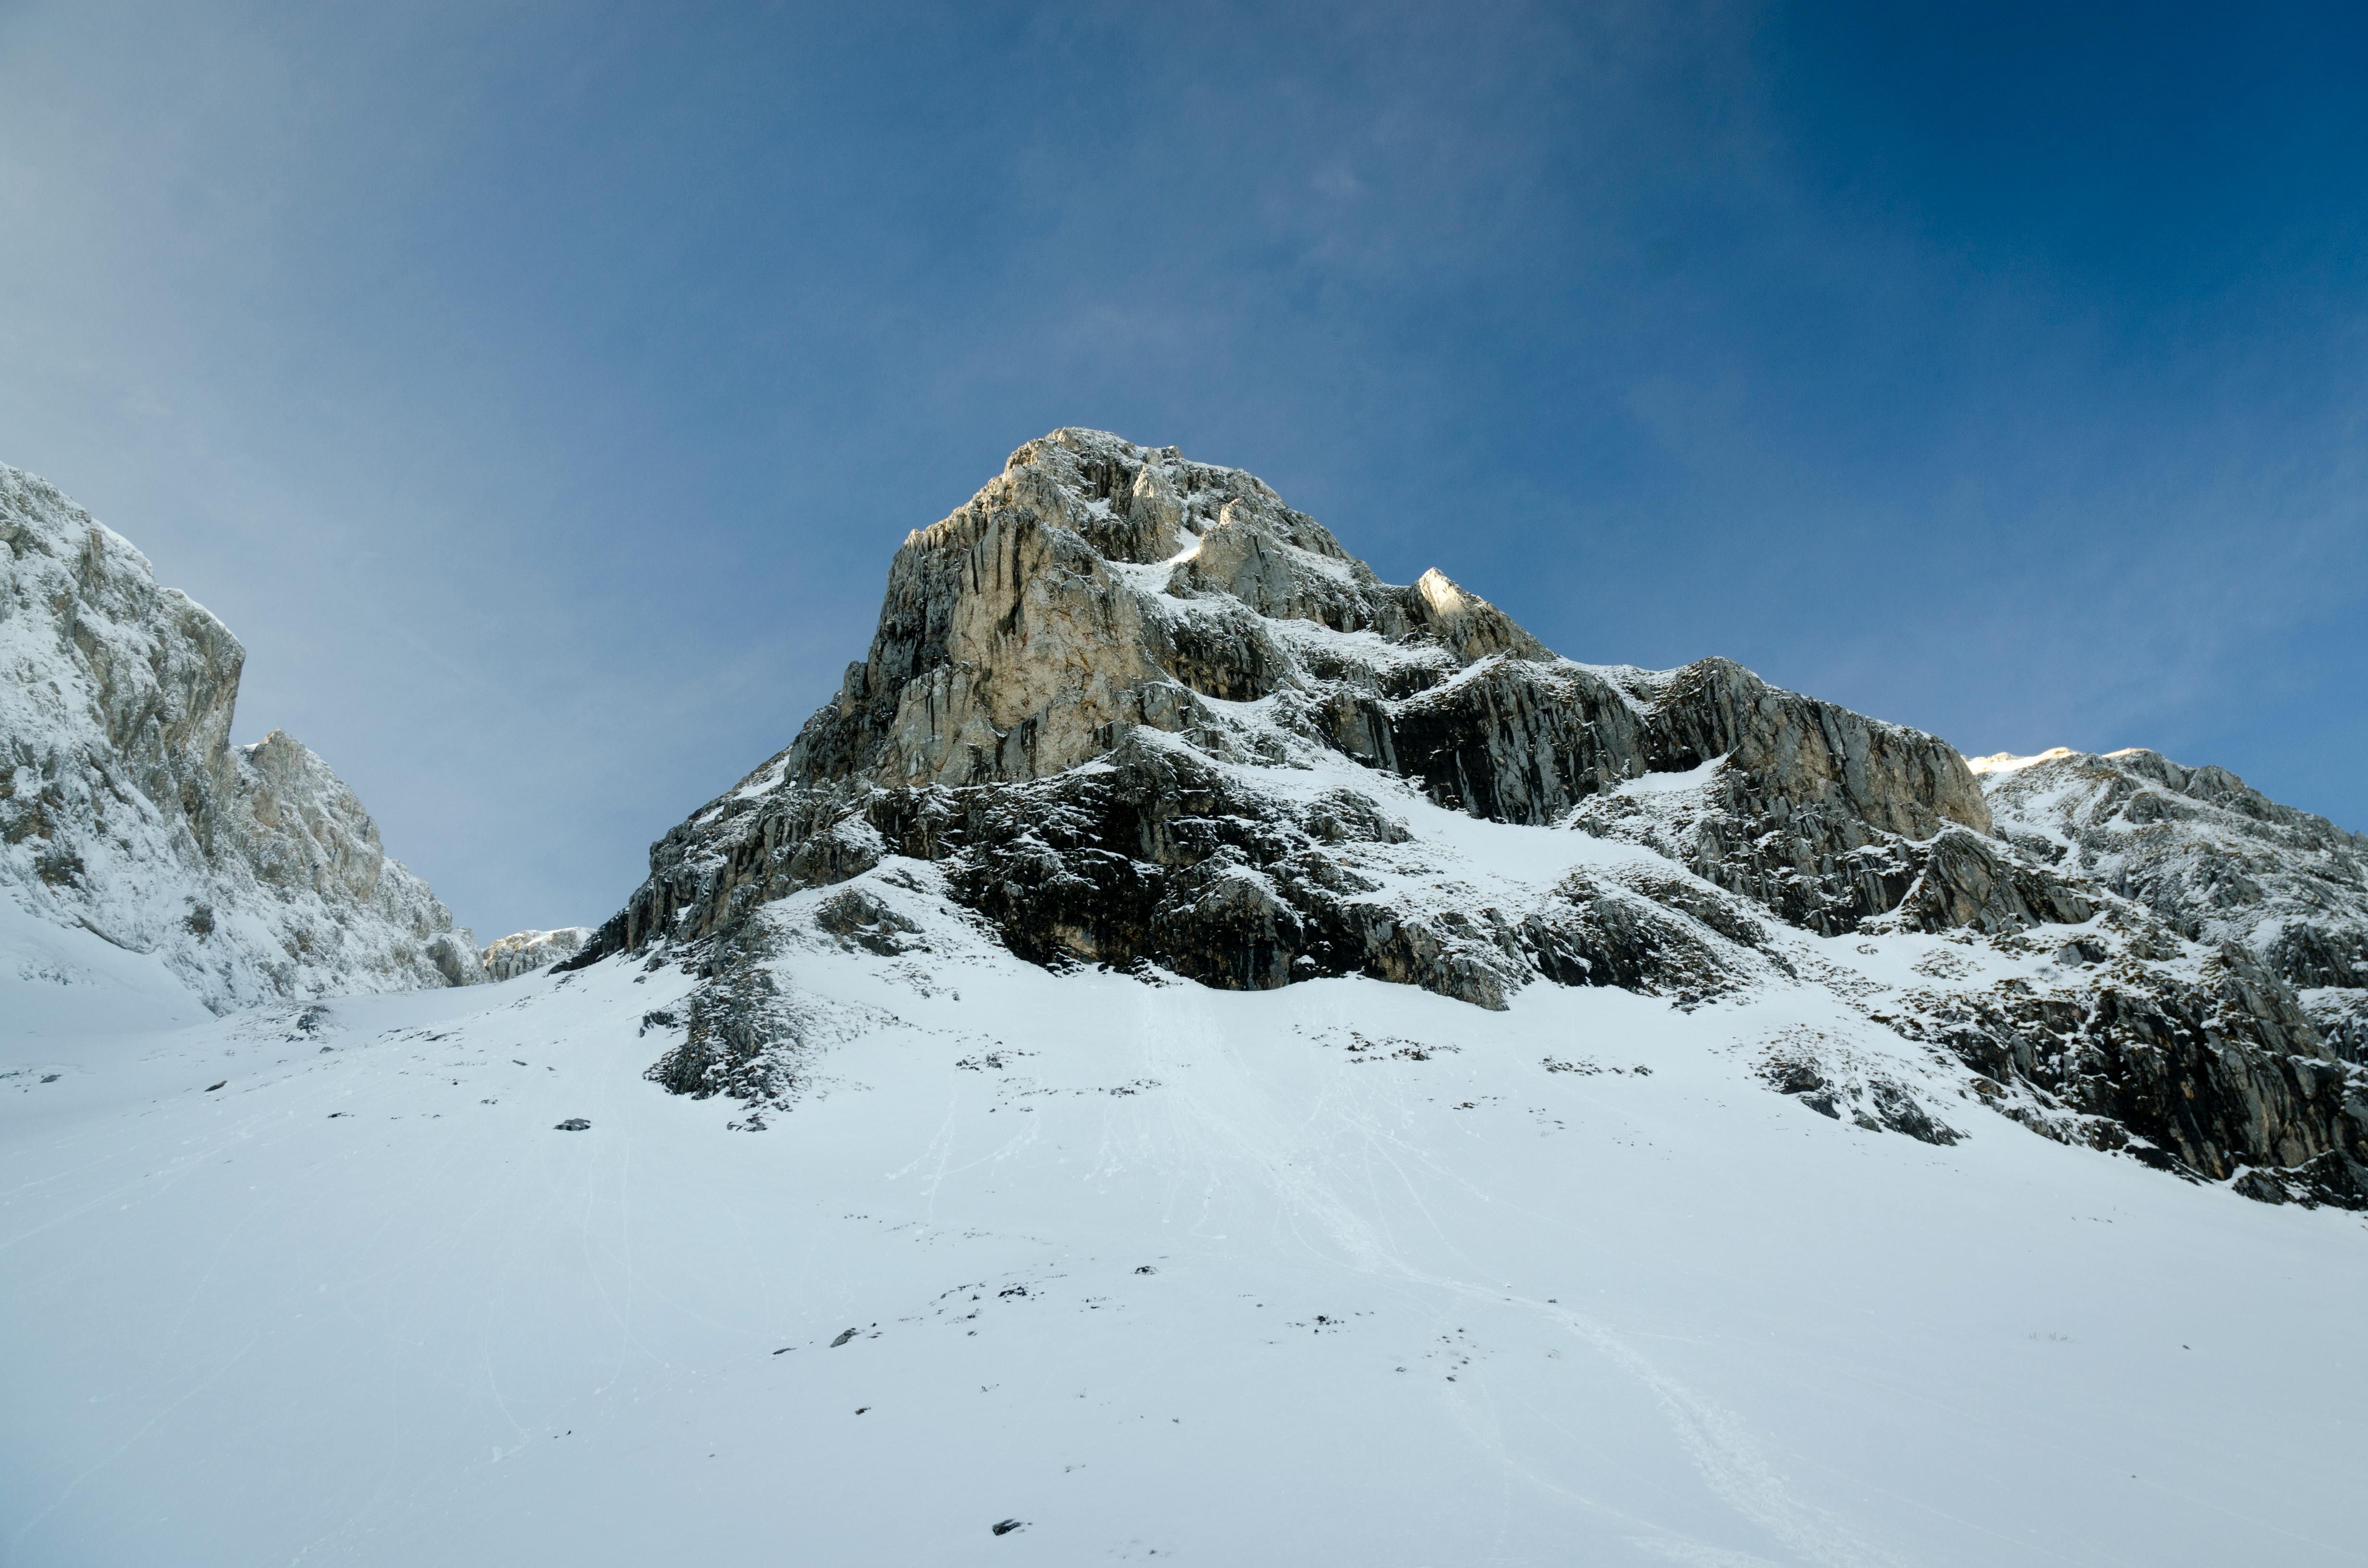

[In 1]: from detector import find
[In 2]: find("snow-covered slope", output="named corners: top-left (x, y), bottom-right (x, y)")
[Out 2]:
top-left (0, 464), bottom-right (486, 1009)
top-left (4, 431), bottom-right (2365, 1566)
top-left (4, 885), bottom-right (2364, 1566)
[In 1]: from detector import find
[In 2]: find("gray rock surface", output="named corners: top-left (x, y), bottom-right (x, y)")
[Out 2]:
top-left (1, 463), bottom-right (483, 1010)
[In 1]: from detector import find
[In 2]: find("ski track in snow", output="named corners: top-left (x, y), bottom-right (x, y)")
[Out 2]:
top-left (1137, 1001), bottom-right (1899, 1568)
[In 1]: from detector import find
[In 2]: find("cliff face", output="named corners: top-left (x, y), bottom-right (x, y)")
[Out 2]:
top-left (0, 464), bottom-right (483, 1010)
top-left (592, 430), bottom-right (1993, 964)
top-left (782, 431), bottom-right (1987, 835)
top-left (583, 429), bottom-right (2366, 1208)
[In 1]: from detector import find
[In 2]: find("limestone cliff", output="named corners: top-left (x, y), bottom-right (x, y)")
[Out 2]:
top-left (590, 430), bottom-right (1992, 964)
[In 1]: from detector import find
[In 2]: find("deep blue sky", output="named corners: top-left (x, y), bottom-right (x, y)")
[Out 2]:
top-left (3, 1), bottom-right (2363, 938)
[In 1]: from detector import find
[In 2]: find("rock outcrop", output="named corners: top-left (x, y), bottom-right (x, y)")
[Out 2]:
top-left (0, 463), bottom-right (484, 1010)
top-left (1974, 747), bottom-right (2368, 1062)
top-left (579, 429), bottom-right (2367, 1208)
top-left (480, 926), bottom-right (592, 981)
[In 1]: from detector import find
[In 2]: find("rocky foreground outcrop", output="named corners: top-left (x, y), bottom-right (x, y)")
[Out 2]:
top-left (0, 464), bottom-right (489, 1010)
top-left (580, 429), bottom-right (2367, 1207)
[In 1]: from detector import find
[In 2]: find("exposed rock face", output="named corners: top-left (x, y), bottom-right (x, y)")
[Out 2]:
top-left (587, 430), bottom-right (1987, 970)
top-left (1974, 747), bottom-right (2368, 1063)
top-left (582, 429), bottom-right (2367, 1208)
top-left (481, 927), bottom-right (593, 982)
top-left (0, 463), bottom-right (483, 1010)
top-left (610, 731), bottom-right (1760, 1012)
top-left (1864, 926), bottom-right (2363, 1204)
top-left (780, 431), bottom-right (1551, 788)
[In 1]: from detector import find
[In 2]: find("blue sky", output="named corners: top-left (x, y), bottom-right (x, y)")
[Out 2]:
top-left (3, 0), bottom-right (2363, 939)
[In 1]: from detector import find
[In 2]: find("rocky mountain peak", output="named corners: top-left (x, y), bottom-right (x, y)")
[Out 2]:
top-left (781, 427), bottom-right (1543, 790)
top-left (593, 429), bottom-right (2035, 980)
top-left (764, 427), bottom-right (1982, 845)
top-left (575, 430), bottom-right (2366, 1209)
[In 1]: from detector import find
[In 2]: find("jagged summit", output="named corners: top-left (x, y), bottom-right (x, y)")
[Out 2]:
top-left (0, 464), bottom-right (490, 1009)
top-left (781, 428), bottom-right (1547, 789)
top-left (757, 430), bottom-right (1980, 836)
top-left (580, 430), bottom-right (2365, 1208)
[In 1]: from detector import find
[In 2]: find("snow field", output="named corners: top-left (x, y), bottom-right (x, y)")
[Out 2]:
top-left (3, 919), bottom-right (2365, 1566)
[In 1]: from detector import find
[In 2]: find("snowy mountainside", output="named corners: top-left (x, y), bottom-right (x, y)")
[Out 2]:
top-left (1975, 746), bottom-right (2368, 1061)
top-left (582, 429), bottom-right (2366, 1210)
top-left (7, 429), bottom-right (2368, 1566)
top-left (5, 874), bottom-right (2364, 1566)
top-left (0, 463), bottom-right (584, 1010)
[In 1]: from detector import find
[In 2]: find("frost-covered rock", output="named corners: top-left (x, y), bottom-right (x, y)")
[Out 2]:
top-left (480, 926), bottom-right (592, 981)
top-left (0, 463), bottom-right (482, 1011)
